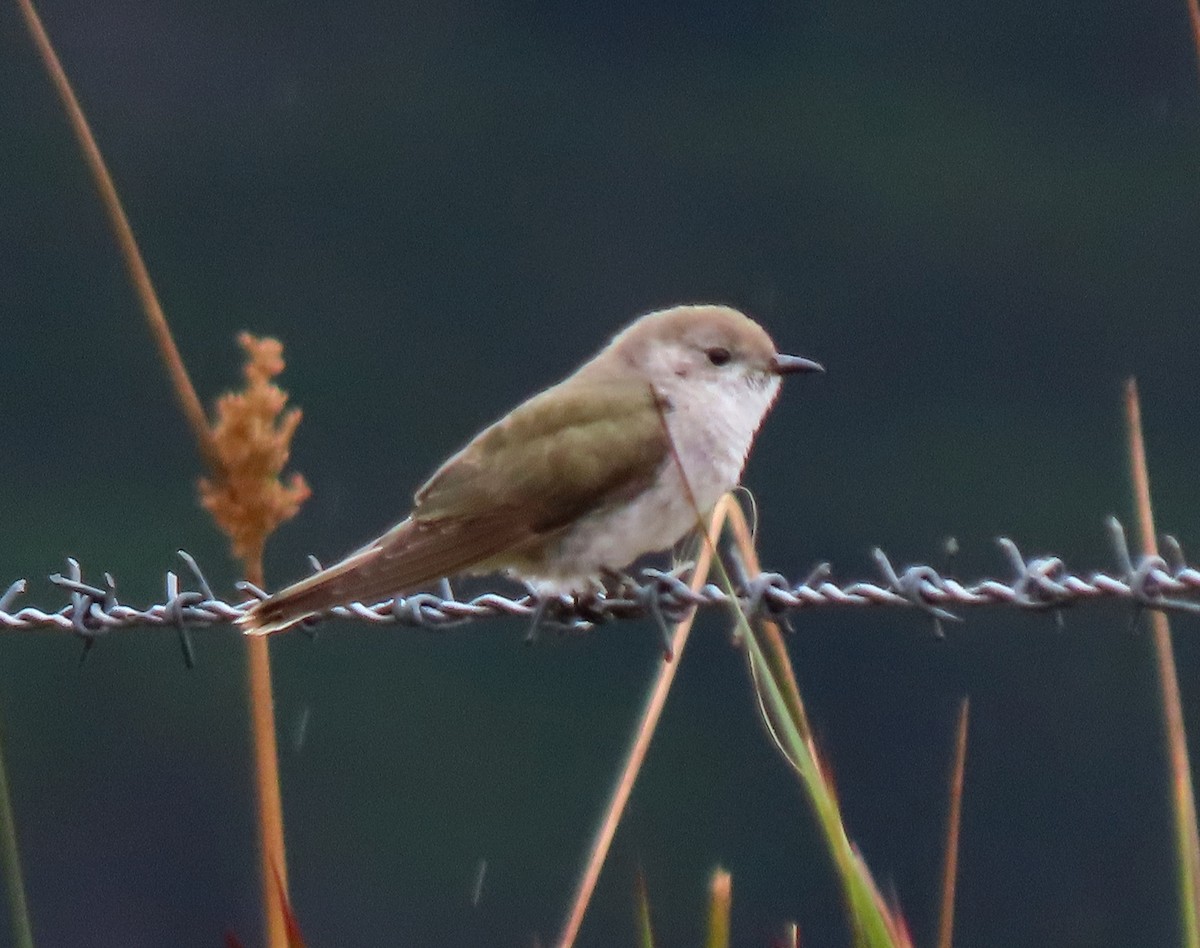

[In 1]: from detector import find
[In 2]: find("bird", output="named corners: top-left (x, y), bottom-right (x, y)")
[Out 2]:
top-left (240, 304), bottom-right (822, 635)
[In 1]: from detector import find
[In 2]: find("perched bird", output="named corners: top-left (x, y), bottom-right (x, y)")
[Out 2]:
top-left (240, 304), bottom-right (821, 634)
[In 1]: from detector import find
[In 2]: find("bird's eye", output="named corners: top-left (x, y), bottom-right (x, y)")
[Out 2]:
top-left (705, 347), bottom-right (732, 366)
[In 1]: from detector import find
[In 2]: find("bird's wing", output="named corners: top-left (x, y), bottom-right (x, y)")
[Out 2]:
top-left (414, 378), bottom-right (670, 530)
top-left (242, 380), bottom-right (670, 634)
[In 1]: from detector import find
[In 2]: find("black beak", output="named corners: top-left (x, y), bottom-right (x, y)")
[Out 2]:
top-left (771, 353), bottom-right (825, 375)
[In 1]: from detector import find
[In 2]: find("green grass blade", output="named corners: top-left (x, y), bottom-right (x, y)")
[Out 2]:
top-left (701, 526), bottom-right (899, 948)
top-left (0, 718), bottom-right (34, 948)
top-left (738, 618), bottom-right (898, 947)
top-left (634, 867), bottom-right (656, 948)
top-left (705, 867), bottom-right (731, 948)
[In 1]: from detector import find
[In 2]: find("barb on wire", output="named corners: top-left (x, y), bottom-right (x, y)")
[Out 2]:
top-left (3, 519), bottom-right (1200, 646)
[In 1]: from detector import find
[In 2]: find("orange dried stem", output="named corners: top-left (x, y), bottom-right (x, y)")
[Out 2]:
top-left (17, 5), bottom-right (306, 941)
top-left (723, 501), bottom-right (813, 745)
top-left (203, 335), bottom-right (308, 948)
top-left (272, 854), bottom-right (306, 947)
top-left (1188, 0), bottom-right (1200, 81)
top-left (937, 697), bottom-right (969, 948)
top-left (1124, 379), bottom-right (1200, 947)
top-left (249, 610), bottom-right (290, 948)
top-left (15, 0), bottom-right (222, 478)
top-left (555, 497), bottom-right (734, 948)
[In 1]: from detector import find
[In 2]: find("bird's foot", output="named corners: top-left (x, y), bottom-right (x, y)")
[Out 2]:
top-left (523, 590), bottom-right (593, 644)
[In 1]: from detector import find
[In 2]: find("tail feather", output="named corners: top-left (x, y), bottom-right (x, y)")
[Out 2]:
top-left (239, 515), bottom-right (528, 635)
top-left (240, 542), bottom-right (391, 635)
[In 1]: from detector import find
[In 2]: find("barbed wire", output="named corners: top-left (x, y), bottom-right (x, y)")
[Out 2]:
top-left (2, 519), bottom-right (1198, 662)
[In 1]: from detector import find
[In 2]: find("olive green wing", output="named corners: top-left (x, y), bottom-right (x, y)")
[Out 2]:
top-left (415, 379), bottom-right (669, 532)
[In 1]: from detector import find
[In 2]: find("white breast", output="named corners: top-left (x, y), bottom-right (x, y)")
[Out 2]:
top-left (518, 372), bottom-right (780, 594)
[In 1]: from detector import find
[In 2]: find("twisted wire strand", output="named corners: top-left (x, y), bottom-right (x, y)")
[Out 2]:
top-left (2, 519), bottom-right (1198, 647)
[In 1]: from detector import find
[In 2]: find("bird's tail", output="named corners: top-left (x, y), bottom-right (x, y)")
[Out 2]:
top-left (239, 513), bottom-right (526, 635)
top-left (239, 521), bottom-right (417, 635)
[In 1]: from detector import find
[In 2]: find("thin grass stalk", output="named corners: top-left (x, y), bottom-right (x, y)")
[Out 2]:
top-left (1124, 379), bottom-right (1200, 948)
top-left (703, 535), bottom-right (898, 947)
top-left (270, 861), bottom-right (306, 947)
top-left (245, 559), bottom-right (291, 947)
top-left (1187, 0), bottom-right (1200, 78)
top-left (553, 497), bottom-right (733, 948)
top-left (14, 0), bottom-right (222, 477)
top-left (705, 867), bottom-right (732, 948)
top-left (936, 697), bottom-right (969, 948)
top-left (709, 518), bottom-right (894, 943)
top-left (723, 505), bottom-right (813, 744)
top-left (738, 625), bottom-right (893, 947)
top-left (0, 717), bottom-right (34, 948)
top-left (14, 5), bottom-right (291, 942)
top-left (633, 867), bottom-right (656, 948)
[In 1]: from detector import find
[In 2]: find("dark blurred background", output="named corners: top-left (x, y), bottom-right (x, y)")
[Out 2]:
top-left (2, 0), bottom-right (1199, 945)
